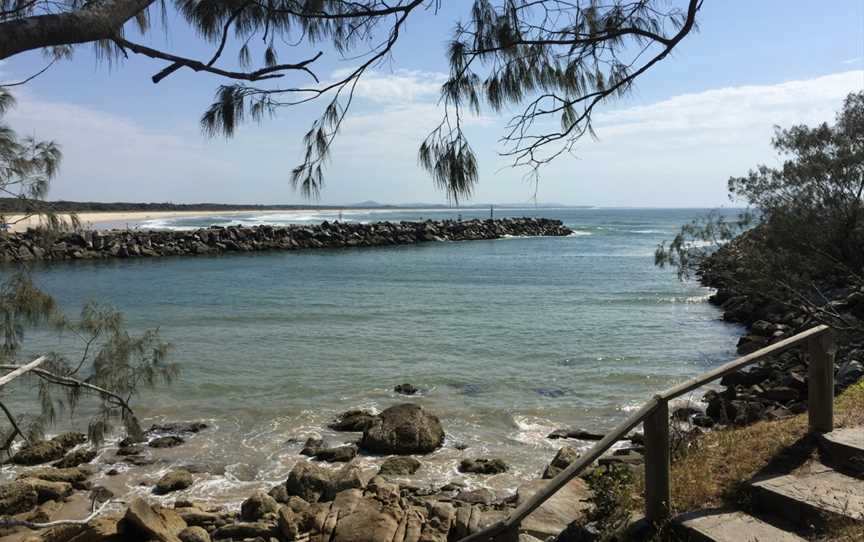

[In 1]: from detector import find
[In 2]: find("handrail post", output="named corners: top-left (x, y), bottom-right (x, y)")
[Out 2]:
top-left (643, 398), bottom-right (670, 524)
top-left (807, 332), bottom-right (835, 433)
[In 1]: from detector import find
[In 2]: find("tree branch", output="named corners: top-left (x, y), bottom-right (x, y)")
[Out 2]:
top-left (0, 0), bottom-right (156, 60)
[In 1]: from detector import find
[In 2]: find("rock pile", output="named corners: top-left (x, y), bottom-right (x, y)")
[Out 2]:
top-left (0, 218), bottom-right (573, 262)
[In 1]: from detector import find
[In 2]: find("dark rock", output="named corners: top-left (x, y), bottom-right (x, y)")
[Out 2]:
top-left (378, 456), bottom-right (422, 476)
top-left (154, 469), bottom-right (193, 495)
top-left (458, 458), bottom-right (508, 475)
top-left (394, 383), bottom-right (418, 395)
top-left (240, 490), bottom-right (279, 521)
top-left (328, 409), bottom-right (377, 432)
top-left (179, 526), bottom-right (211, 542)
top-left (0, 480), bottom-right (38, 515)
top-left (55, 447), bottom-right (97, 468)
top-left (268, 484), bottom-right (290, 504)
top-left (692, 413), bottom-right (716, 428)
top-left (121, 497), bottom-right (188, 541)
top-left (759, 386), bottom-right (800, 403)
top-left (672, 406), bottom-right (701, 421)
top-left (149, 422), bottom-right (208, 434)
top-left (149, 435), bottom-right (185, 448)
top-left (547, 428), bottom-right (604, 441)
top-left (299, 437), bottom-right (325, 456)
top-left (11, 440), bottom-right (66, 465)
top-left (360, 403), bottom-right (445, 455)
top-left (51, 432), bottom-right (87, 449)
top-left (313, 445), bottom-right (358, 463)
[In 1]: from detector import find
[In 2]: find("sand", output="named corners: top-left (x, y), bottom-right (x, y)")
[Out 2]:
top-left (3, 209), bottom-right (314, 232)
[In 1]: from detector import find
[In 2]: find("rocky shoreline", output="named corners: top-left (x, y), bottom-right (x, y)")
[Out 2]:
top-left (671, 235), bottom-right (864, 430)
top-left (0, 218), bottom-right (573, 263)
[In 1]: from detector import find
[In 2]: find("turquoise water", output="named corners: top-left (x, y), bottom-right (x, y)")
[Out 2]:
top-left (6, 208), bottom-right (742, 503)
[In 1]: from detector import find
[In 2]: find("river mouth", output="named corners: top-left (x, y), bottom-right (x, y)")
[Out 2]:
top-left (1, 208), bottom-right (743, 506)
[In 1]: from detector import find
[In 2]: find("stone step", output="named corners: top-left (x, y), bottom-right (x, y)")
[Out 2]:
top-left (819, 427), bottom-right (864, 475)
top-left (750, 463), bottom-right (864, 528)
top-left (674, 509), bottom-right (806, 542)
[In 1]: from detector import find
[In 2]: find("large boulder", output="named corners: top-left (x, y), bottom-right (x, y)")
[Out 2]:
top-left (328, 410), bottom-right (377, 432)
top-left (285, 460), bottom-right (371, 503)
top-left (360, 404), bottom-right (444, 455)
top-left (121, 497), bottom-right (187, 542)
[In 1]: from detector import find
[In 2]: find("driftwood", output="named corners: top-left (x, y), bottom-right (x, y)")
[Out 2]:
top-left (0, 356), bottom-right (47, 387)
top-left (0, 499), bottom-right (118, 530)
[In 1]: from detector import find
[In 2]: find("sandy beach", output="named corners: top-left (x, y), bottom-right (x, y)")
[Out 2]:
top-left (4, 209), bottom-right (318, 232)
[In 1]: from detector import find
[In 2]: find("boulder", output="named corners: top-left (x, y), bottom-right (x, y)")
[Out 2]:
top-left (11, 440), bottom-right (66, 465)
top-left (51, 432), bottom-right (87, 449)
top-left (378, 456), bottom-right (422, 476)
top-left (17, 478), bottom-right (74, 503)
top-left (454, 488), bottom-right (498, 504)
top-left (17, 466), bottom-right (90, 486)
top-left (458, 458), bottom-right (508, 475)
top-left (268, 483), bottom-right (290, 503)
top-left (154, 469), bottom-right (193, 495)
top-left (55, 447), bottom-right (97, 468)
top-left (299, 437), bottom-right (325, 456)
top-left (121, 497), bottom-right (187, 542)
top-left (394, 383), bottom-right (418, 395)
top-left (179, 526), bottom-right (211, 542)
top-left (328, 410), bottom-right (377, 432)
top-left (360, 403), bottom-right (445, 455)
top-left (240, 490), bottom-right (279, 521)
top-left (543, 446), bottom-right (580, 479)
top-left (149, 435), bottom-right (185, 448)
top-left (314, 444), bottom-right (358, 463)
top-left (285, 460), bottom-right (334, 503)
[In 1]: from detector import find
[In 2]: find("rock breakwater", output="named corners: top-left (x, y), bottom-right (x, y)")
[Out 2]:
top-left (0, 217), bottom-right (572, 263)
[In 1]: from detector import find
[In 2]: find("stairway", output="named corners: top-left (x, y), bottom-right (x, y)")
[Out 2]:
top-left (674, 427), bottom-right (864, 541)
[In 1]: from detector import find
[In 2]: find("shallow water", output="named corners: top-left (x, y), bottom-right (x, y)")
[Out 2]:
top-left (2, 207), bottom-right (742, 505)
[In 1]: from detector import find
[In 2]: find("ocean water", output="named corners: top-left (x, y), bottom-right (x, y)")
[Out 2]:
top-left (4, 207), bottom-right (743, 505)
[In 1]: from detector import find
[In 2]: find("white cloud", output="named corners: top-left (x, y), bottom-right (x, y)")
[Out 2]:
top-left (842, 56), bottom-right (862, 65)
top-left (329, 68), bottom-right (446, 103)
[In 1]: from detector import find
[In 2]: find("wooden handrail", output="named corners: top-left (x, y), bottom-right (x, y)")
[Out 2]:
top-left (459, 324), bottom-right (833, 541)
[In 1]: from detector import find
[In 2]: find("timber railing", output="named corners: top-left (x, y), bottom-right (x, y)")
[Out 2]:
top-left (460, 324), bottom-right (835, 541)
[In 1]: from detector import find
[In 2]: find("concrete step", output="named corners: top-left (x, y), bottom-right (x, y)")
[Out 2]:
top-left (674, 509), bottom-right (806, 542)
top-left (750, 463), bottom-right (864, 528)
top-left (819, 427), bottom-right (864, 475)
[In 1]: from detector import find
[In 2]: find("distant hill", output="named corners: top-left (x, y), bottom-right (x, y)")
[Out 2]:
top-left (0, 198), bottom-right (593, 213)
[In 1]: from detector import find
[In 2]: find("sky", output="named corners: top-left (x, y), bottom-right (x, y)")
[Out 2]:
top-left (2, 0), bottom-right (864, 207)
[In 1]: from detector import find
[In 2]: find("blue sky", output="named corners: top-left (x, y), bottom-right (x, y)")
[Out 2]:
top-left (3, 1), bottom-right (864, 206)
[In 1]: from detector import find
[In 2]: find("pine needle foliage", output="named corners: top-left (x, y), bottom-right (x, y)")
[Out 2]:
top-left (1, 0), bottom-right (702, 202)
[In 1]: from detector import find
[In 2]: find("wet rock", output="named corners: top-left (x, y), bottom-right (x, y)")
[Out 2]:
top-left (11, 440), bottom-right (66, 465)
top-left (149, 435), bottom-right (185, 448)
top-left (543, 445), bottom-right (580, 479)
top-left (154, 469), bottom-right (193, 495)
top-left (328, 410), bottom-right (377, 432)
top-left (54, 447), bottom-right (97, 468)
top-left (121, 497), bottom-right (188, 542)
top-left (149, 422), bottom-right (208, 434)
top-left (17, 467), bottom-right (91, 490)
top-left (394, 383), bottom-right (418, 395)
top-left (458, 458), bottom-right (508, 475)
top-left (285, 460), bottom-right (335, 503)
top-left (51, 432), bottom-right (87, 449)
top-left (360, 403), bottom-right (445, 455)
top-left (179, 526), bottom-right (211, 542)
top-left (314, 444), bottom-right (358, 463)
top-left (240, 490), bottom-right (279, 521)
top-left (547, 428), bottom-right (604, 441)
top-left (299, 437), bottom-right (325, 456)
top-left (378, 456), bottom-right (422, 476)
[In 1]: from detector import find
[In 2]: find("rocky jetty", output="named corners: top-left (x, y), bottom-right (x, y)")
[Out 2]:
top-left (0, 217), bottom-right (572, 263)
